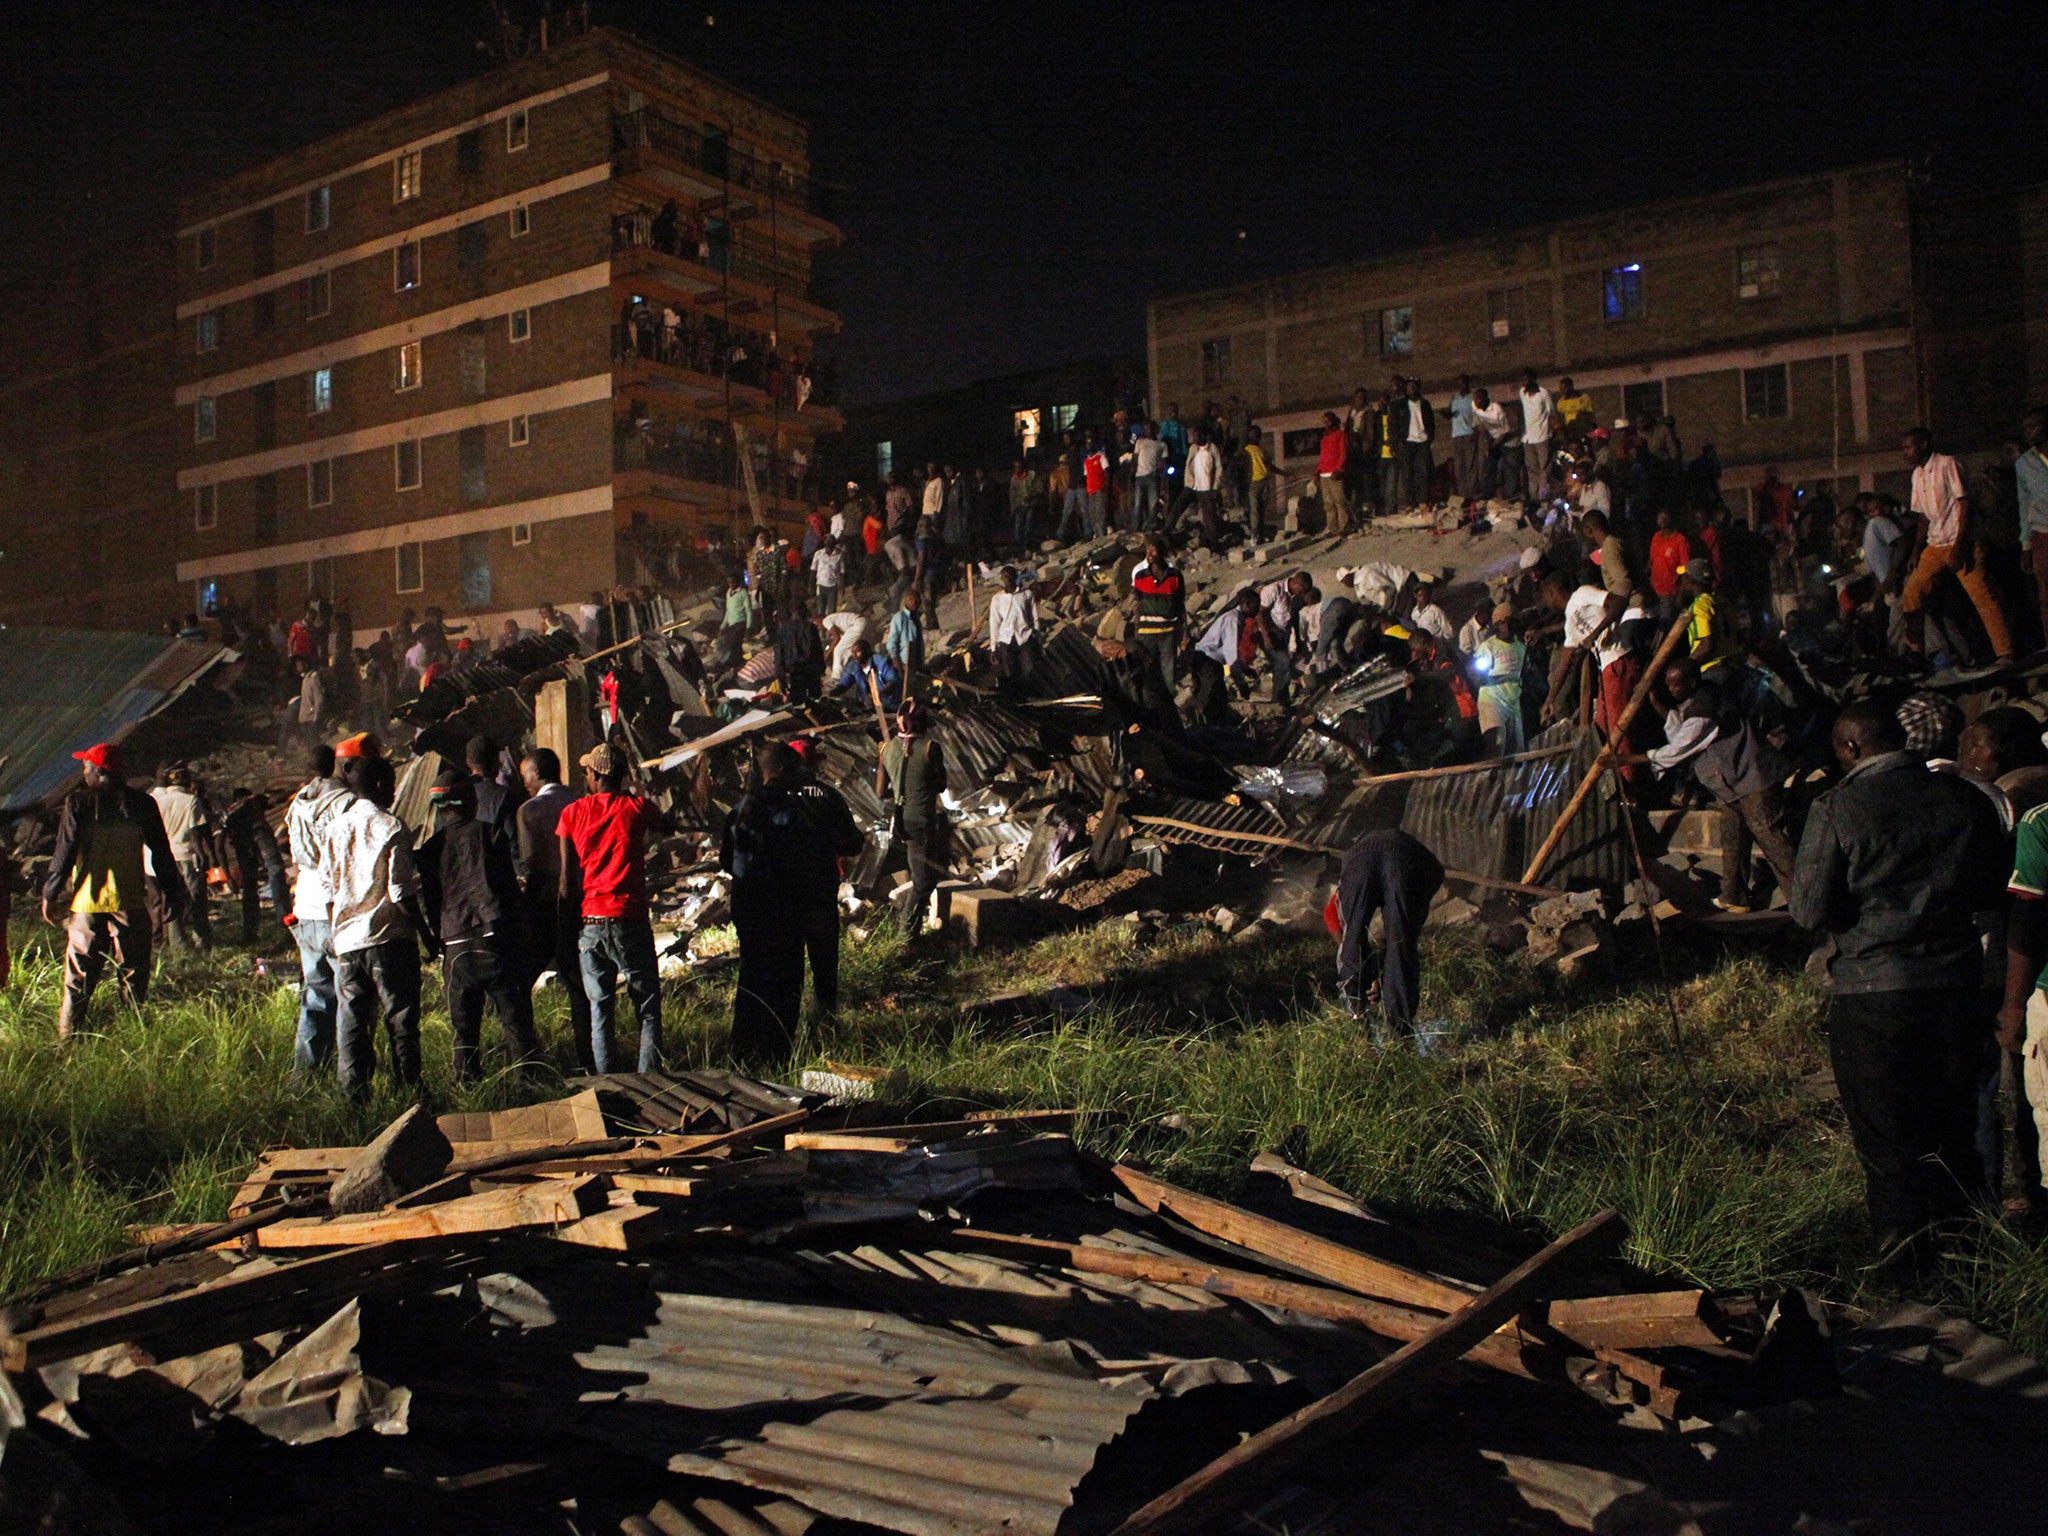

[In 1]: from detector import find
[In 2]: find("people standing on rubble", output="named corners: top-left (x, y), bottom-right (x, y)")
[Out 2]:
top-left (1130, 537), bottom-right (1188, 705)
top-left (879, 700), bottom-right (949, 936)
top-left (989, 567), bottom-right (1041, 692)
top-left (222, 786), bottom-right (289, 944)
top-left (834, 637), bottom-right (902, 715)
top-left (42, 743), bottom-right (184, 1038)
top-left (715, 571), bottom-right (754, 676)
top-left (776, 600), bottom-right (826, 704)
top-left (885, 588), bottom-right (925, 677)
top-left (1185, 428), bottom-right (1225, 547)
top-left (1317, 411), bottom-right (1350, 537)
top-left (1792, 701), bottom-right (2008, 1268)
top-left (1122, 424), bottom-right (1166, 533)
top-left (285, 742), bottom-right (353, 1074)
top-left (327, 752), bottom-right (434, 1101)
top-left (515, 747), bottom-right (595, 1073)
top-left (418, 769), bottom-right (541, 1084)
top-left (1899, 425), bottom-right (2017, 666)
top-left (149, 766), bottom-right (216, 952)
top-left (1010, 457), bottom-right (1043, 549)
top-left (1333, 828), bottom-right (1446, 1051)
top-left (1396, 377), bottom-right (1436, 512)
top-left (1258, 572), bottom-right (1315, 709)
top-left (1472, 605), bottom-right (1528, 757)
top-left (1520, 371), bottom-right (1556, 510)
top-left (812, 533), bottom-right (844, 617)
top-left (722, 741), bottom-right (864, 1064)
top-left (1189, 587), bottom-right (1266, 724)
top-left (466, 735), bottom-right (522, 837)
top-left (1241, 427), bottom-right (1272, 542)
top-left (1470, 387), bottom-right (1511, 501)
top-left (558, 744), bottom-right (672, 1073)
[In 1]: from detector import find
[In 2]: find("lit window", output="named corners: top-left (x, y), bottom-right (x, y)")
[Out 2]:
top-left (511, 522), bottom-right (533, 546)
top-left (395, 339), bottom-right (422, 391)
top-left (197, 310), bottom-right (220, 354)
top-left (506, 108), bottom-right (529, 152)
top-left (509, 203), bottom-right (530, 238)
top-left (305, 185), bottom-right (330, 234)
top-left (508, 413), bottom-right (530, 446)
top-left (195, 226), bottom-right (216, 271)
top-left (1738, 245), bottom-right (1781, 301)
top-left (394, 149), bottom-right (421, 203)
top-left (193, 484), bottom-right (217, 531)
top-left (307, 368), bottom-right (332, 414)
top-left (1054, 404), bottom-right (1079, 432)
top-left (1743, 363), bottom-right (1790, 421)
top-left (876, 440), bottom-right (893, 480)
top-left (1603, 264), bottom-right (1645, 323)
top-left (194, 397), bottom-right (216, 442)
top-left (395, 540), bottom-right (423, 593)
top-left (307, 457), bottom-right (334, 507)
top-left (302, 270), bottom-right (330, 320)
top-left (508, 307), bottom-right (531, 342)
top-left (394, 239), bottom-right (420, 291)
top-left (1379, 306), bottom-right (1414, 357)
top-left (395, 438), bottom-right (421, 490)
top-left (1013, 408), bottom-right (1040, 453)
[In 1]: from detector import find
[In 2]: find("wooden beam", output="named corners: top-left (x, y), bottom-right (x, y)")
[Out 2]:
top-left (257, 1177), bottom-right (605, 1250)
top-left (1107, 1210), bottom-right (1625, 1536)
top-left (1544, 1289), bottom-right (1722, 1352)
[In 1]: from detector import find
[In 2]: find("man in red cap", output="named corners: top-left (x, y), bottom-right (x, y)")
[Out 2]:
top-left (558, 743), bottom-right (672, 1072)
top-left (41, 742), bottom-right (183, 1036)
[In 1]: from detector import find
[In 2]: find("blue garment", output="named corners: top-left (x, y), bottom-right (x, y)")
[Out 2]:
top-left (836, 655), bottom-right (901, 713)
top-left (1195, 607), bottom-right (1246, 665)
top-left (2018, 447), bottom-right (2048, 543)
top-left (1158, 417), bottom-right (1189, 469)
top-left (578, 916), bottom-right (664, 1072)
top-left (884, 607), bottom-right (924, 671)
top-left (1449, 391), bottom-right (1476, 439)
top-left (291, 917), bottom-right (338, 1073)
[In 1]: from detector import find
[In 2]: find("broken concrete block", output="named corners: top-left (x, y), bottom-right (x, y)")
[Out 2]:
top-left (1528, 889), bottom-right (1606, 931)
top-left (329, 1105), bottom-right (454, 1214)
top-left (1665, 809), bottom-right (1739, 857)
top-left (1209, 905), bottom-right (1245, 936)
top-left (1230, 918), bottom-right (1276, 945)
top-left (1426, 896), bottom-right (1480, 928)
top-left (943, 887), bottom-right (1036, 949)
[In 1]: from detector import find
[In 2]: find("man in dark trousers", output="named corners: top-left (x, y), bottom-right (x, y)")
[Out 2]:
top-left (1334, 828), bottom-right (1445, 1051)
top-left (416, 768), bottom-right (540, 1082)
top-left (720, 742), bottom-right (863, 1065)
top-left (558, 744), bottom-right (671, 1073)
top-left (515, 747), bottom-right (593, 1071)
top-left (879, 699), bottom-right (948, 935)
top-left (42, 742), bottom-right (184, 1037)
top-left (222, 787), bottom-right (290, 942)
top-left (775, 600), bottom-right (826, 704)
top-left (466, 735), bottom-right (523, 836)
top-left (1791, 700), bottom-right (2008, 1266)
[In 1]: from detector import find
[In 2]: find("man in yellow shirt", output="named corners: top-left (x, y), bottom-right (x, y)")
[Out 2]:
top-left (1557, 376), bottom-right (1595, 440)
top-left (1242, 430), bottom-right (1272, 541)
top-left (1676, 562), bottom-right (1735, 672)
top-left (41, 742), bottom-right (183, 1037)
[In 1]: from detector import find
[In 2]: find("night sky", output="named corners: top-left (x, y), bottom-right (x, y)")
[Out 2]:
top-left (3, 1), bottom-right (2038, 405)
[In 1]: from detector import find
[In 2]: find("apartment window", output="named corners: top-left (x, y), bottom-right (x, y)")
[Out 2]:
top-left (307, 367), bottom-right (332, 414)
top-left (1738, 244), bottom-right (1781, 301)
top-left (508, 307), bottom-right (531, 343)
top-left (1603, 264), bottom-right (1645, 323)
top-left (459, 531), bottom-right (492, 607)
top-left (305, 185), bottom-right (330, 234)
top-left (395, 540), bottom-right (423, 594)
top-left (394, 148), bottom-right (421, 203)
top-left (458, 425), bottom-right (487, 504)
top-left (508, 413), bottom-right (530, 446)
top-left (511, 522), bottom-right (532, 546)
top-left (1200, 336), bottom-right (1232, 389)
top-left (194, 397), bottom-right (216, 442)
top-left (1054, 403), bottom-right (1079, 432)
top-left (455, 128), bottom-right (483, 176)
top-left (193, 484), bottom-right (217, 531)
top-left (1743, 363), bottom-right (1790, 421)
top-left (457, 220), bottom-right (487, 268)
top-left (302, 270), bottom-right (330, 320)
top-left (253, 291), bottom-right (276, 333)
top-left (506, 108), bottom-right (529, 152)
top-left (196, 310), bottom-right (220, 354)
top-left (1013, 408), bottom-right (1041, 453)
top-left (1378, 305), bottom-right (1414, 358)
top-left (306, 457), bottom-right (334, 507)
top-left (394, 239), bottom-right (420, 291)
top-left (395, 437), bottom-right (421, 491)
top-left (195, 226), bottom-right (216, 271)
top-left (1487, 286), bottom-right (1529, 344)
top-left (395, 339), bottom-right (422, 391)
top-left (459, 328), bottom-right (488, 398)
top-left (876, 440), bottom-right (893, 481)
top-left (509, 203), bottom-right (531, 239)
top-left (1622, 379), bottom-right (1665, 421)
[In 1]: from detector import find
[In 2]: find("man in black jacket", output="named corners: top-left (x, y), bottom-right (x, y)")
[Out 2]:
top-left (42, 742), bottom-right (183, 1037)
top-left (1334, 828), bottom-right (1445, 1051)
top-left (222, 787), bottom-right (290, 942)
top-left (775, 601), bottom-right (826, 704)
top-left (1395, 376), bottom-right (1437, 512)
top-left (720, 741), bottom-right (863, 1066)
top-left (1791, 700), bottom-right (2009, 1259)
top-left (418, 768), bottom-right (541, 1083)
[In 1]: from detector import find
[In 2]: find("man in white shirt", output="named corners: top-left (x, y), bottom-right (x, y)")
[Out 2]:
top-left (811, 537), bottom-right (845, 616)
top-left (1121, 423), bottom-right (1169, 532)
top-left (286, 743), bottom-right (356, 1075)
top-left (1469, 388), bottom-right (1511, 501)
top-left (1259, 571), bottom-right (1315, 706)
top-left (1546, 576), bottom-right (1628, 722)
top-left (1899, 425), bottom-right (2014, 662)
top-left (325, 753), bottom-right (432, 1101)
top-left (1519, 371), bottom-right (1555, 507)
top-left (1409, 577), bottom-right (1454, 643)
top-left (1185, 429), bottom-right (1225, 547)
top-left (821, 608), bottom-right (867, 679)
top-left (150, 767), bottom-right (215, 951)
top-left (988, 567), bottom-right (1040, 690)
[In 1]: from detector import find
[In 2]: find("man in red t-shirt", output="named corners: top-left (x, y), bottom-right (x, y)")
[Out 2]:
top-left (1647, 507), bottom-right (1694, 619)
top-left (557, 744), bottom-right (671, 1072)
top-left (1318, 411), bottom-right (1351, 536)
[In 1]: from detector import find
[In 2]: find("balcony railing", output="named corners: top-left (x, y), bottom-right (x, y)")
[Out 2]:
top-left (612, 306), bottom-right (839, 410)
top-left (612, 108), bottom-right (836, 223)
top-left (615, 410), bottom-right (819, 504)
top-left (610, 215), bottom-right (834, 310)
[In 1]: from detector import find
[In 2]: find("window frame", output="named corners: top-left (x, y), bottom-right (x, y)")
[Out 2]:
top-left (1737, 244), bottom-right (1781, 302)
top-left (394, 541), bottom-right (423, 594)
top-left (1486, 285), bottom-right (1528, 345)
top-left (306, 457), bottom-right (334, 507)
top-left (1742, 362), bottom-right (1791, 421)
top-left (395, 339), bottom-right (422, 392)
top-left (393, 148), bottom-right (422, 203)
top-left (194, 397), bottom-right (216, 443)
top-left (509, 202), bottom-right (531, 238)
top-left (1603, 264), bottom-right (1646, 324)
top-left (393, 239), bottom-right (421, 292)
top-left (506, 108), bottom-right (529, 152)
top-left (508, 413), bottom-right (530, 447)
top-left (193, 483), bottom-right (217, 531)
top-left (307, 367), bottom-right (333, 415)
top-left (196, 309), bottom-right (220, 354)
top-left (511, 522), bottom-right (533, 546)
top-left (302, 269), bottom-right (331, 320)
top-left (195, 226), bottom-right (216, 271)
top-left (305, 184), bottom-right (330, 234)
top-left (394, 437), bottom-right (422, 491)
top-left (508, 307), bottom-right (531, 343)
top-left (1378, 304), bottom-right (1415, 359)
top-left (1199, 336), bottom-right (1232, 390)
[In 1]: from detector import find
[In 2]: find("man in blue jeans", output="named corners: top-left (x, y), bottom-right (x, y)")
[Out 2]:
top-left (558, 743), bottom-right (672, 1072)
top-left (284, 742), bottom-right (353, 1074)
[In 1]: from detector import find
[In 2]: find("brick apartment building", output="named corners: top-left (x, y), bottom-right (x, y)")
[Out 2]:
top-left (162, 25), bottom-right (839, 637)
top-left (1147, 164), bottom-right (2048, 520)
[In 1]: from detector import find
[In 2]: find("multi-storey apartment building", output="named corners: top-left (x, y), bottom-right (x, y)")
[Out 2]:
top-left (170, 26), bottom-right (840, 634)
top-left (1148, 164), bottom-right (1945, 517)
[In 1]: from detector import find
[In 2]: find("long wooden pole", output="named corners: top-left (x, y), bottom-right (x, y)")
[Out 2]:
top-left (1519, 609), bottom-right (1693, 886)
top-left (1124, 816), bottom-right (1565, 898)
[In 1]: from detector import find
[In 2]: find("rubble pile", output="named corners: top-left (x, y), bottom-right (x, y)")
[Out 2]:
top-left (2, 1076), bottom-right (1821, 1534)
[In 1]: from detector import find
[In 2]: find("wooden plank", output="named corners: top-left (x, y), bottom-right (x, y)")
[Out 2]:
top-left (612, 1154), bottom-right (807, 1199)
top-left (1106, 1163), bottom-right (1474, 1314)
top-left (256, 1177), bottom-right (605, 1250)
top-left (552, 1201), bottom-right (691, 1252)
top-left (1108, 1211), bottom-right (1626, 1536)
top-left (1545, 1290), bottom-right (1722, 1352)
top-left (786, 1111), bottom-right (1073, 1153)
top-left (436, 1088), bottom-right (607, 1147)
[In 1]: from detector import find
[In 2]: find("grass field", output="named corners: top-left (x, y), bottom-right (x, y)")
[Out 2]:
top-left (3, 911), bottom-right (2045, 1356)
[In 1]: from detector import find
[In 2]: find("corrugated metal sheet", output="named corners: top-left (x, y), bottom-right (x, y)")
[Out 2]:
top-left (573, 1291), bottom-right (1154, 1536)
top-left (0, 628), bottom-right (228, 811)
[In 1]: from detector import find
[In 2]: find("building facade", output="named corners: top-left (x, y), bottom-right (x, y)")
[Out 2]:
top-left (1147, 164), bottom-right (1952, 518)
top-left (170, 26), bottom-right (839, 637)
